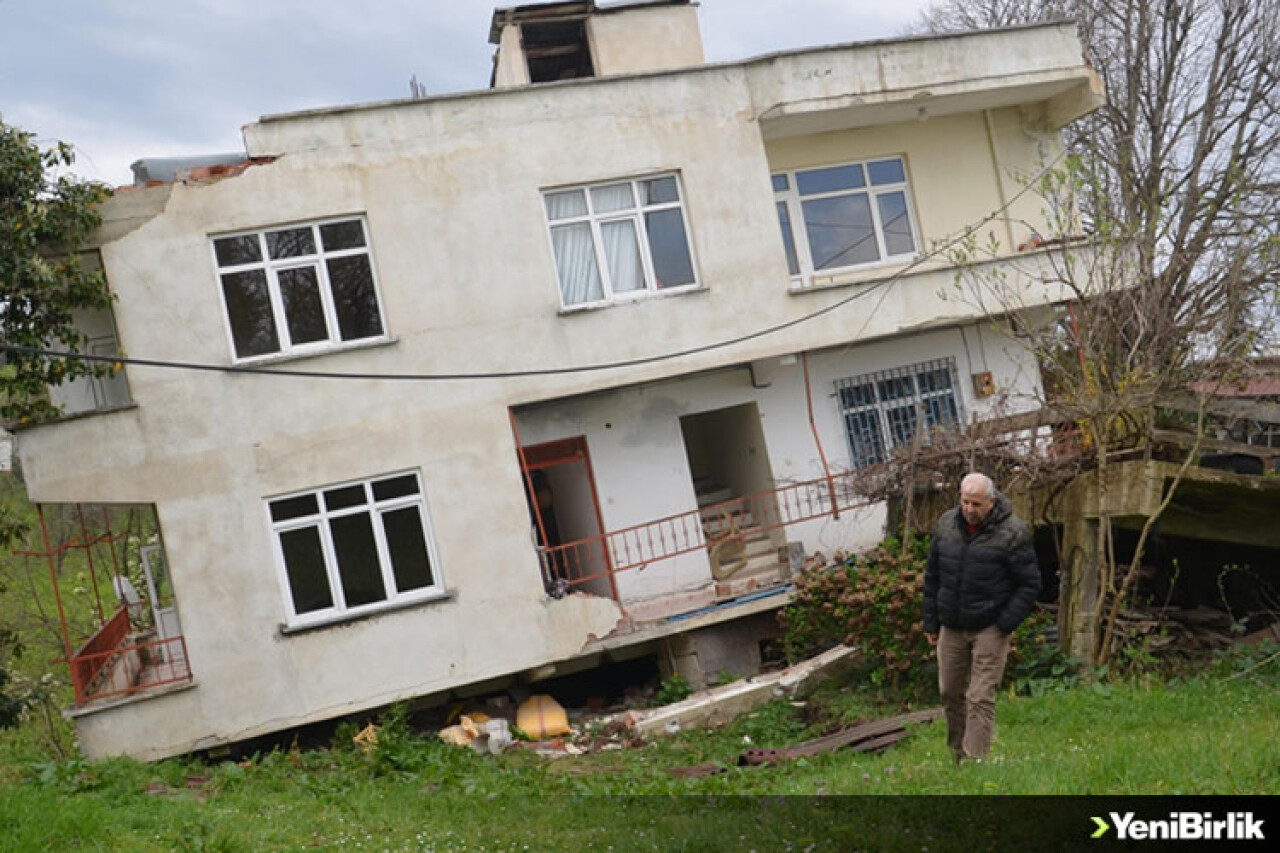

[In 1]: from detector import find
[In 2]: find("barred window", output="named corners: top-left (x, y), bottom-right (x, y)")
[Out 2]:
top-left (835, 358), bottom-right (962, 467)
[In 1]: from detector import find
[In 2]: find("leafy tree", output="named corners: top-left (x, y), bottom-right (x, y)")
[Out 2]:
top-left (1, 118), bottom-right (114, 422)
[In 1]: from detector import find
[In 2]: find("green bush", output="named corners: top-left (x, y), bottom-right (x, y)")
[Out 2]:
top-left (1006, 615), bottom-right (1084, 697)
top-left (780, 536), bottom-right (934, 694)
top-left (652, 673), bottom-right (692, 707)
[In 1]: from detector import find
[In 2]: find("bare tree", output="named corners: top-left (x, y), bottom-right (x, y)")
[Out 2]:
top-left (909, 0), bottom-right (1279, 664)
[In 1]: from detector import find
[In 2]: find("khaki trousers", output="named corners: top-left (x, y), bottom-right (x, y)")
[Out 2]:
top-left (937, 624), bottom-right (1011, 760)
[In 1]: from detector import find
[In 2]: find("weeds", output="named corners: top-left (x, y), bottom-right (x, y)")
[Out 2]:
top-left (651, 673), bottom-right (692, 707)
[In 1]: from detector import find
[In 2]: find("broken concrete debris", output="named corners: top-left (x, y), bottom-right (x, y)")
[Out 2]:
top-left (606, 644), bottom-right (859, 737)
top-left (434, 646), bottom-right (862, 759)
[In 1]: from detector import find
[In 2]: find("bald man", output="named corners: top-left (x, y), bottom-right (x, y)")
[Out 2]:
top-left (924, 472), bottom-right (1040, 763)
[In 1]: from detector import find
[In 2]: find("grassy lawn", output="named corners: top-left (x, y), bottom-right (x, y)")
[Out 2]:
top-left (0, 664), bottom-right (1275, 852)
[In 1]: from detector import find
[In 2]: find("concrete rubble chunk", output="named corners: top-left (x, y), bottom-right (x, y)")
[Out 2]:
top-left (610, 644), bottom-right (860, 737)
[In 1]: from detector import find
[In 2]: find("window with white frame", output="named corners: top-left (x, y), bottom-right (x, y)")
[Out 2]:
top-left (773, 157), bottom-right (919, 283)
top-left (268, 471), bottom-right (443, 625)
top-left (542, 174), bottom-right (697, 307)
top-left (212, 217), bottom-right (386, 360)
top-left (835, 358), bottom-right (962, 468)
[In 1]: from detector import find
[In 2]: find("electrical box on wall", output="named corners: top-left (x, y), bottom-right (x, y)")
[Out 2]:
top-left (971, 371), bottom-right (994, 398)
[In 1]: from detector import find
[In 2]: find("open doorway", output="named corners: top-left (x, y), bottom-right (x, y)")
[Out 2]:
top-left (679, 404), bottom-right (784, 572)
top-left (519, 436), bottom-right (615, 600)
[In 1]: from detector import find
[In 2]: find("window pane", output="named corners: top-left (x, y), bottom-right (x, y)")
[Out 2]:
top-left (877, 191), bottom-right (916, 256)
top-left (776, 202), bottom-right (800, 276)
top-left (643, 208), bottom-right (695, 288)
top-left (550, 223), bottom-right (604, 305)
top-left (280, 527), bottom-right (333, 614)
top-left (771, 174), bottom-right (789, 192)
top-left (319, 220), bottom-right (366, 251)
top-left (796, 164), bottom-right (865, 196)
top-left (383, 507), bottom-right (434, 593)
top-left (271, 494), bottom-right (319, 522)
top-left (213, 235), bottom-right (262, 267)
top-left (877, 375), bottom-right (915, 402)
top-left (590, 183), bottom-right (634, 213)
top-left (330, 513), bottom-right (386, 608)
top-left (266, 227), bottom-right (316, 260)
top-left (916, 366), bottom-right (952, 394)
top-left (802, 194), bottom-right (879, 270)
top-left (886, 403), bottom-right (918, 446)
top-left (600, 219), bottom-right (645, 293)
top-left (838, 382), bottom-right (876, 409)
top-left (867, 159), bottom-right (906, 186)
top-left (221, 270), bottom-right (280, 358)
top-left (545, 190), bottom-right (588, 220)
top-left (846, 411), bottom-right (885, 467)
top-left (923, 394), bottom-right (959, 430)
top-left (326, 256), bottom-right (383, 341)
top-left (324, 484), bottom-right (367, 512)
top-left (641, 176), bottom-right (679, 205)
top-left (278, 267), bottom-right (328, 345)
top-left (372, 475), bottom-right (420, 502)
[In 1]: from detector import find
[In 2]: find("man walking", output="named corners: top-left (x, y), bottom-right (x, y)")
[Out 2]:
top-left (924, 472), bottom-right (1040, 763)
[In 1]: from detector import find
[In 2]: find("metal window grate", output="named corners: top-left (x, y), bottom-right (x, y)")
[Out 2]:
top-left (834, 357), bottom-right (963, 468)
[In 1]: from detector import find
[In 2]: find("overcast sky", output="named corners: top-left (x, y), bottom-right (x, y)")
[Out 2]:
top-left (1, 0), bottom-right (935, 187)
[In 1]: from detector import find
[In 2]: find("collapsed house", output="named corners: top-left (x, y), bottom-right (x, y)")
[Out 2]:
top-left (11, 1), bottom-right (1104, 759)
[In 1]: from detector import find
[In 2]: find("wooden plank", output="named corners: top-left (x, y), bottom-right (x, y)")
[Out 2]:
top-left (737, 708), bottom-right (940, 765)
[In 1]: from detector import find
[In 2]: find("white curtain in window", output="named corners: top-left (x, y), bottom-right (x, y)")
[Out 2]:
top-left (600, 219), bottom-right (644, 293)
top-left (550, 223), bottom-right (603, 305)
top-left (544, 189), bottom-right (588, 220)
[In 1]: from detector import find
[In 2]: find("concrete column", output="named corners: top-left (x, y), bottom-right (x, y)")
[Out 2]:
top-left (1059, 515), bottom-right (1099, 663)
top-left (657, 613), bottom-right (776, 690)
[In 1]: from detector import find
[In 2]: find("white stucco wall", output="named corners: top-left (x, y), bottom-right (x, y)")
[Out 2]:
top-left (16, 23), bottom-right (1093, 760)
top-left (515, 322), bottom-right (1040, 593)
top-left (588, 5), bottom-right (704, 77)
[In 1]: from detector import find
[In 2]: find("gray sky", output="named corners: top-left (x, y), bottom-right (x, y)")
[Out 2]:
top-left (0, 0), bottom-right (934, 187)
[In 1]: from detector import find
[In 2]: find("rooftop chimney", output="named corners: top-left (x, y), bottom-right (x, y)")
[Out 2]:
top-left (489, 1), bottom-right (704, 88)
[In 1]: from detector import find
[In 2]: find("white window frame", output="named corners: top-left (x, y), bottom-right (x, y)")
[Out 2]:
top-left (835, 358), bottom-right (963, 469)
top-left (773, 156), bottom-right (921, 287)
top-left (542, 173), bottom-right (699, 309)
top-left (211, 215), bottom-right (388, 362)
top-left (267, 470), bottom-right (445, 629)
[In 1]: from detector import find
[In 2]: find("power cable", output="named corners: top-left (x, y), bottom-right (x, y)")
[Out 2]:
top-left (0, 147), bottom-right (1065, 382)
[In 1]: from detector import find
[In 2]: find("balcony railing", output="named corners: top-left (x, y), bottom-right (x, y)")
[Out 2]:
top-left (69, 606), bottom-right (192, 707)
top-left (541, 470), bottom-right (875, 595)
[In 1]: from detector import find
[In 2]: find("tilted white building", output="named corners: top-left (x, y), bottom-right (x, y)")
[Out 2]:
top-left (14, 0), bottom-right (1102, 760)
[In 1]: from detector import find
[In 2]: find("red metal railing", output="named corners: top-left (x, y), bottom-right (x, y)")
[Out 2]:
top-left (541, 471), bottom-right (875, 593)
top-left (69, 606), bottom-right (192, 706)
top-left (15, 505), bottom-right (195, 709)
top-left (69, 607), bottom-right (131, 704)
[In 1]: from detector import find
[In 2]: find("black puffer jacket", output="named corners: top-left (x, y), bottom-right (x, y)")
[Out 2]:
top-left (924, 492), bottom-right (1040, 635)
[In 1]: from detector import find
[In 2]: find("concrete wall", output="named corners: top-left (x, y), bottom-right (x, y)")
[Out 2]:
top-left (16, 23), bottom-right (1089, 759)
top-left (588, 4), bottom-right (704, 77)
top-left (515, 322), bottom-right (1041, 598)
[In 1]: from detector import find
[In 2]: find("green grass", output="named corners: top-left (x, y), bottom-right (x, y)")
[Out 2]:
top-left (0, 666), bottom-right (1275, 852)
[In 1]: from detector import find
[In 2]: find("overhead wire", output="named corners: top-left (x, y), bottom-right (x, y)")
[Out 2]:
top-left (0, 146), bottom-right (1066, 383)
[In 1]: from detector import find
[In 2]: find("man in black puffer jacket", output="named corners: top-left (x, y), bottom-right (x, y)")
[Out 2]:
top-left (924, 472), bottom-right (1040, 763)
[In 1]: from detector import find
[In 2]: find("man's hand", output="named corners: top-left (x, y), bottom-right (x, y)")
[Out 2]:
top-left (925, 632), bottom-right (938, 647)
